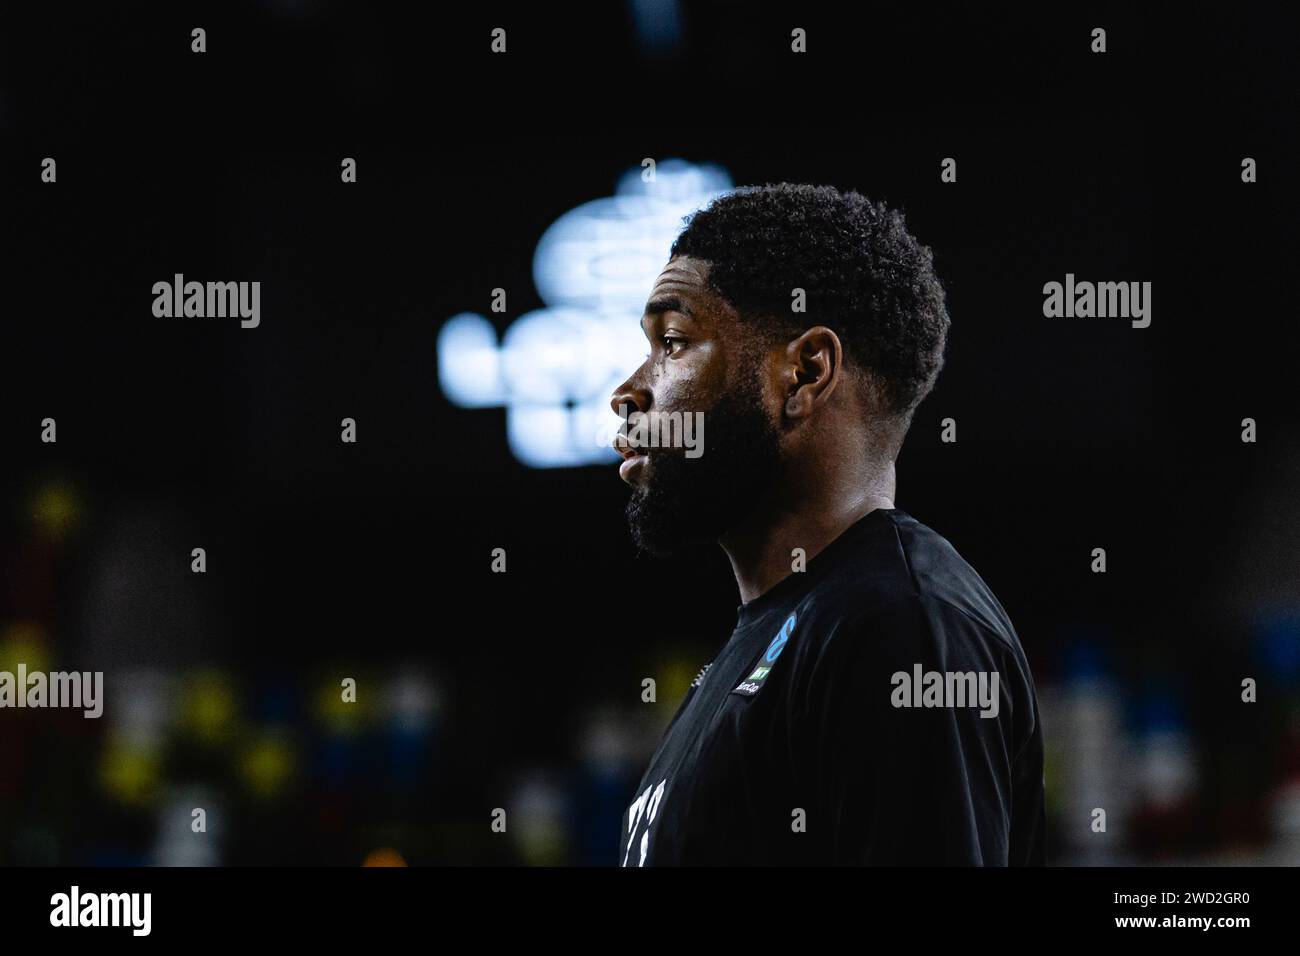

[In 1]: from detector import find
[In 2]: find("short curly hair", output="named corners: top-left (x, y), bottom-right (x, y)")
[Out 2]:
top-left (669, 183), bottom-right (950, 417)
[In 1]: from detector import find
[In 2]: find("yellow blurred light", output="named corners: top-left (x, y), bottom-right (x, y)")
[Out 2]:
top-left (314, 675), bottom-right (374, 733)
top-left (32, 481), bottom-right (80, 540)
top-left (517, 825), bottom-right (568, 867)
top-left (661, 657), bottom-right (698, 701)
top-left (0, 623), bottom-right (50, 674)
top-left (100, 739), bottom-right (161, 807)
top-left (181, 671), bottom-right (238, 744)
top-left (240, 735), bottom-right (295, 800)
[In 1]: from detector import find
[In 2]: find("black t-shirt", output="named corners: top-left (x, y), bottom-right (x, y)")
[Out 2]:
top-left (619, 507), bottom-right (1046, 866)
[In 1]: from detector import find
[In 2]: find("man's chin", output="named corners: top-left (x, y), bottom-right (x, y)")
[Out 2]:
top-left (625, 490), bottom-right (713, 558)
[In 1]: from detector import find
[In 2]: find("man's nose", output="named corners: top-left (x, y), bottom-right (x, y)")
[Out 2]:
top-left (610, 378), bottom-right (652, 419)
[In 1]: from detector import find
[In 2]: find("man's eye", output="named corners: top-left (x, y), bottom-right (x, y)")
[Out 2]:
top-left (662, 336), bottom-right (686, 355)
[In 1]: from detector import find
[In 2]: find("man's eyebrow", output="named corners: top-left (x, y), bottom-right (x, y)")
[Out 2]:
top-left (644, 295), bottom-right (693, 318)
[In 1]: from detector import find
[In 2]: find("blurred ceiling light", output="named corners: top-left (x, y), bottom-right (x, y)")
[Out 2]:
top-left (437, 159), bottom-right (732, 467)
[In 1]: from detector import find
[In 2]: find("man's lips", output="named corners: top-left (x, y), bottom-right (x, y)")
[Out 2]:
top-left (613, 435), bottom-right (647, 485)
top-left (618, 451), bottom-right (647, 484)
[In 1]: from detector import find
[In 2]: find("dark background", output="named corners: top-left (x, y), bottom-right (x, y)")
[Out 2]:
top-left (1, 2), bottom-right (1298, 865)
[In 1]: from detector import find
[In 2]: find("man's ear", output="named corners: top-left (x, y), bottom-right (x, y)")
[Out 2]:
top-left (781, 326), bottom-right (844, 420)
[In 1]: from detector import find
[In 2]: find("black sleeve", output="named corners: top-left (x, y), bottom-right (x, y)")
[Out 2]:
top-left (793, 596), bottom-right (1038, 865)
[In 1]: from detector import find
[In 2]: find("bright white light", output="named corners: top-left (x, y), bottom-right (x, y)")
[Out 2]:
top-left (437, 312), bottom-right (504, 408)
top-left (437, 160), bottom-right (733, 467)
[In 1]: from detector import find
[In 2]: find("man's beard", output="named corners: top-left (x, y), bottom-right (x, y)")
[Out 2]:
top-left (625, 378), bottom-right (783, 557)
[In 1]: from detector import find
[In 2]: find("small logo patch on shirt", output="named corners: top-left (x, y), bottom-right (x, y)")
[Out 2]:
top-left (733, 612), bottom-right (796, 697)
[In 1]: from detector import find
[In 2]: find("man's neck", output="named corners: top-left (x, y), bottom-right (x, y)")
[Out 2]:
top-left (719, 462), bottom-right (897, 604)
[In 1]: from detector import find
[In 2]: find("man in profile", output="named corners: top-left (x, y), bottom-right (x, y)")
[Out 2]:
top-left (612, 183), bottom-right (1045, 866)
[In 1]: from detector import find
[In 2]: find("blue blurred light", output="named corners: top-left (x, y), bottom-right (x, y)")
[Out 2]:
top-left (629, 0), bottom-right (684, 56)
top-left (1062, 637), bottom-right (1111, 684)
top-left (1255, 607), bottom-right (1300, 682)
top-left (1137, 682), bottom-right (1185, 736)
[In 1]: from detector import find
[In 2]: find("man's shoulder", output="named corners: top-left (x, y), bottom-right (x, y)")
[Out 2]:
top-left (798, 509), bottom-right (1025, 664)
top-left (784, 510), bottom-right (1040, 748)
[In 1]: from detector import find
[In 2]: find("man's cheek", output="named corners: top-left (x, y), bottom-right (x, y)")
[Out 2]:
top-left (657, 367), bottom-right (712, 414)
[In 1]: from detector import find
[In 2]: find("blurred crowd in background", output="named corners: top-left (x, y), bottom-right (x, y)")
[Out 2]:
top-left (4, 451), bottom-right (1300, 865)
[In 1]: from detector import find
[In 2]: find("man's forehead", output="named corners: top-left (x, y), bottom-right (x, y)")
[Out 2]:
top-left (644, 257), bottom-right (715, 315)
top-left (651, 256), bottom-right (708, 291)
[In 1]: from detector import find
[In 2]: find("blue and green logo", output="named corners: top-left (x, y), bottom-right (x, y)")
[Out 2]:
top-left (734, 612), bottom-right (797, 697)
